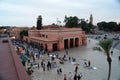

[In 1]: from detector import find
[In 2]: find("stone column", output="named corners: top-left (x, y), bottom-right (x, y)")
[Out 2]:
top-left (58, 40), bottom-right (64, 51)
top-left (68, 39), bottom-right (70, 49)
top-left (47, 43), bottom-right (53, 52)
top-left (79, 37), bottom-right (82, 46)
top-left (73, 38), bottom-right (75, 47)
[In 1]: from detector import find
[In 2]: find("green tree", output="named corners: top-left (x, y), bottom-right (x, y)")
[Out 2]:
top-left (64, 16), bottom-right (79, 28)
top-left (79, 19), bottom-right (87, 31)
top-left (97, 21), bottom-right (119, 31)
top-left (37, 15), bottom-right (42, 30)
top-left (19, 30), bottom-right (28, 39)
top-left (96, 39), bottom-right (119, 80)
top-left (79, 19), bottom-right (95, 33)
top-left (97, 21), bottom-right (108, 31)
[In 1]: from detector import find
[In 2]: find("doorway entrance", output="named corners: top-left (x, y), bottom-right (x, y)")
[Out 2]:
top-left (70, 38), bottom-right (74, 48)
top-left (75, 38), bottom-right (79, 47)
top-left (53, 43), bottom-right (58, 51)
top-left (64, 39), bottom-right (68, 49)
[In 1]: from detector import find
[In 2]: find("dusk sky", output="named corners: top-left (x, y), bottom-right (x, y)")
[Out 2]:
top-left (0, 0), bottom-right (120, 27)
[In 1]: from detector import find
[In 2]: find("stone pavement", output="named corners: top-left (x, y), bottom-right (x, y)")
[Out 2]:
top-left (31, 38), bottom-right (120, 80)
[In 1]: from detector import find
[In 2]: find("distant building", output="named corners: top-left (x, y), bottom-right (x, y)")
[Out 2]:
top-left (90, 14), bottom-right (93, 24)
top-left (12, 27), bottom-right (29, 39)
top-left (24, 25), bottom-right (87, 52)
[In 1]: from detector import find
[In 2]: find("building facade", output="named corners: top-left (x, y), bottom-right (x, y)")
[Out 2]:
top-left (24, 25), bottom-right (87, 52)
top-left (12, 27), bottom-right (30, 39)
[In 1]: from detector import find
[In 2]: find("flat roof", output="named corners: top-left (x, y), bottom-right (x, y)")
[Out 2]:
top-left (0, 38), bottom-right (30, 80)
top-left (30, 27), bottom-right (82, 32)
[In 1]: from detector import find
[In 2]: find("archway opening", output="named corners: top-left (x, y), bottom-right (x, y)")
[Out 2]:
top-left (70, 38), bottom-right (74, 48)
top-left (64, 39), bottom-right (68, 49)
top-left (53, 43), bottom-right (58, 51)
top-left (75, 38), bottom-right (79, 47)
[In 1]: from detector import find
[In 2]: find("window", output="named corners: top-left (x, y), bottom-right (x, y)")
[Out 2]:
top-left (42, 34), bottom-right (45, 37)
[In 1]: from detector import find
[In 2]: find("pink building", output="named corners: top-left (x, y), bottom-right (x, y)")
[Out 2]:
top-left (24, 25), bottom-right (87, 52)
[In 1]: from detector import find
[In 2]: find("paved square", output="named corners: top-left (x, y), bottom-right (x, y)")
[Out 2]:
top-left (31, 39), bottom-right (120, 80)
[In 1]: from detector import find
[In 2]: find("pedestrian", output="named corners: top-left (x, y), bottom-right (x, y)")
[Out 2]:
top-left (119, 56), bottom-right (120, 60)
top-left (64, 74), bottom-right (67, 80)
top-left (77, 73), bottom-right (82, 80)
top-left (48, 61), bottom-right (51, 70)
top-left (47, 52), bottom-right (49, 57)
top-left (43, 63), bottom-right (45, 72)
top-left (32, 54), bottom-right (35, 62)
top-left (41, 60), bottom-right (43, 68)
top-left (57, 68), bottom-right (60, 74)
top-left (84, 61), bottom-right (87, 67)
top-left (75, 66), bottom-right (78, 73)
top-left (69, 56), bottom-right (71, 63)
top-left (66, 50), bottom-right (68, 55)
top-left (38, 62), bottom-right (40, 70)
top-left (73, 73), bottom-right (77, 80)
top-left (47, 63), bottom-right (49, 71)
top-left (88, 60), bottom-right (91, 67)
top-left (111, 51), bottom-right (113, 56)
top-left (59, 67), bottom-right (62, 74)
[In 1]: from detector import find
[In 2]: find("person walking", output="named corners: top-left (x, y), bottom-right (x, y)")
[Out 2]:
top-left (75, 65), bottom-right (78, 73)
top-left (119, 56), bottom-right (120, 61)
top-left (57, 68), bottom-right (60, 74)
top-left (66, 50), bottom-right (68, 55)
top-left (88, 60), bottom-right (91, 67)
top-left (41, 60), bottom-right (43, 68)
top-left (48, 61), bottom-right (51, 70)
top-left (64, 74), bottom-right (67, 80)
top-left (77, 73), bottom-right (82, 80)
top-left (38, 62), bottom-right (40, 70)
top-left (69, 56), bottom-right (71, 63)
top-left (43, 63), bottom-right (45, 72)
top-left (59, 67), bottom-right (62, 74)
top-left (73, 73), bottom-right (77, 80)
top-left (47, 63), bottom-right (49, 71)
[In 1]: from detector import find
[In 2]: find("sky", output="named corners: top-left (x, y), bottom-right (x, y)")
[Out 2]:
top-left (0, 0), bottom-right (120, 27)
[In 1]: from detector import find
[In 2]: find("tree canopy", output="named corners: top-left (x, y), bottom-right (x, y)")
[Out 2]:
top-left (97, 21), bottom-right (120, 31)
top-left (37, 15), bottom-right (42, 30)
top-left (79, 19), bottom-right (95, 33)
top-left (64, 16), bottom-right (80, 28)
top-left (64, 16), bottom-right (95, 33)
top-left (19, 30), bottom-right (28, 39)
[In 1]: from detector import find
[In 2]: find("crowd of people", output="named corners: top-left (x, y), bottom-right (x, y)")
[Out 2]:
top-left (12, 40), bottom-right (85, 80)
top-left (11, 30), bottom-right (120, 80)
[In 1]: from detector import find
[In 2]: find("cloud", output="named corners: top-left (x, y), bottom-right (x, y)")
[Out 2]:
top-left (0, 0), bottom-right (120, 26)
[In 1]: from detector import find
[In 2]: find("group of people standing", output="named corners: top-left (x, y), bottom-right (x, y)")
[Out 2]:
top-left (63, 65), bottom-right (82, 80)
top-left (41, 60), bottom-right (52, 71)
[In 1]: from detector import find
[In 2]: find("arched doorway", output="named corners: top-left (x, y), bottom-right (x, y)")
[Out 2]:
top-left (45, 44), bottom-right (48, 51)
top-left (64, 39), bottom-right (68, 49)
top-left (75, 38), bottom-right (79, 47)
top-left (70, 38), bottom-right (74, 48)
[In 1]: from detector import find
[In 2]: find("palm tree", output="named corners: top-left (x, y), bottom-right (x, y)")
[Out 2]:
top-left (96, 39), bottom-right (119, 80)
